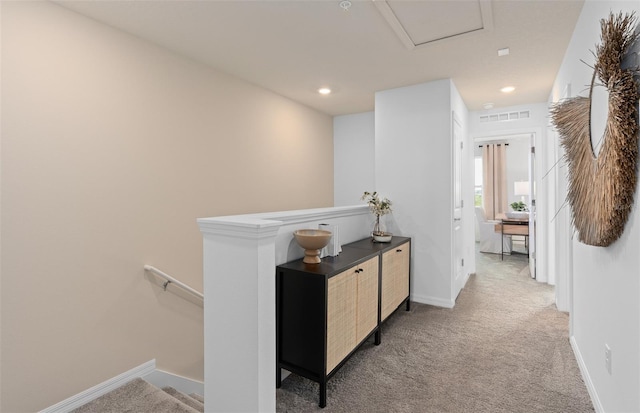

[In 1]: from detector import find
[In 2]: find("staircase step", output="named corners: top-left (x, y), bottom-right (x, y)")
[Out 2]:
top-left (189, 392), bottom-right (204, 404)
top-left (71, 378), bottom-right (200, 413)
top-left (162, 386), bottom-right (204, 412)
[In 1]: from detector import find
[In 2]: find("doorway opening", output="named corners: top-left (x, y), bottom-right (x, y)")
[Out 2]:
top-left (473, 133), bottom-right (535, 276)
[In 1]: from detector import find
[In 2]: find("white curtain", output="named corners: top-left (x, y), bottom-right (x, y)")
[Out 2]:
top-left (482, 144), bottom-right (507, 220)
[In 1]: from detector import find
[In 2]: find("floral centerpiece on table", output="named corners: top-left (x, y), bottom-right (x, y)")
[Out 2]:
top-left (361, 191), bottom-right (392, 236)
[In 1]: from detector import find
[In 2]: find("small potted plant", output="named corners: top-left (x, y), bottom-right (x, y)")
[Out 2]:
top-left (506, 201), bottom-right (529, 219)
top-left (361, 191), bottom-right (393, 242)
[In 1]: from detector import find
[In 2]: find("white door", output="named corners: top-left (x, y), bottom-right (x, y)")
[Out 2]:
top-left (453, 114), bottom-right (464, 298)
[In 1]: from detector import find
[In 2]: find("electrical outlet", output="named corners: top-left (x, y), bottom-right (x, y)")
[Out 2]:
top-left (605, 344), bottom-right (612, 374)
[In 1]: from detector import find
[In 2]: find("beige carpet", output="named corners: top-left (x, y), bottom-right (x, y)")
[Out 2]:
top-left (71, 378), bottom-right (203, 413)
top-left (276, 250), bottom-right (594, 412)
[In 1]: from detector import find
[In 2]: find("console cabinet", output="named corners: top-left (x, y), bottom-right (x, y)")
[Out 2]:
top-left (276, 236), bottom-right (410, 407)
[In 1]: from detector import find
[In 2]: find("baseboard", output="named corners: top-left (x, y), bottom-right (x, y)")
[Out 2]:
top-left (411, 293), bottom-right (455, 308)
top-left (570, 336), bottom-right (602, 413)
top-left (143, 369), bottom-right (204, 397)
top-left (39, 360), bottom-right (156, 413)
top-left (461, 272), bottom-right (472, 289)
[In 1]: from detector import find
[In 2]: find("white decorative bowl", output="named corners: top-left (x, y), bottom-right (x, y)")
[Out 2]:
top-left (505, 211), bottom-right (529, 220)
top-left (373, 232), bottom-right (393, 243)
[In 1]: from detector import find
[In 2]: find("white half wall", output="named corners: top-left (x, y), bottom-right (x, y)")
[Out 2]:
top-left (198, 206), bottom-right (370, 412)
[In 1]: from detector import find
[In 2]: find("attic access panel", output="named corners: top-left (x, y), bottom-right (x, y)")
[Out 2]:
top-left (375, 0), bottom-right (494, 49)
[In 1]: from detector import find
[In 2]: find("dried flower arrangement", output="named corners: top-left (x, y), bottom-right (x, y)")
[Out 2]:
top-left (361, 191), bottom-right (392, 217)
top-left (361, 191), bottom-right (392, 236)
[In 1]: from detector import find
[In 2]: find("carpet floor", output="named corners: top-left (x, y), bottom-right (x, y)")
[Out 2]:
top-left (71, 378), bottom-right (204, 413)
top-left (276, 249), bottom-right (594, 412)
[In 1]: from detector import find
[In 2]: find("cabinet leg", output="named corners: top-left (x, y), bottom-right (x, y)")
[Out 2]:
top-left (406, 299), bottom-right (411, 311)
top-left (319, 382), bottom-right (327, 408)
top-left (276, 367), bottom-right (281, 388)
top-left (375, 329), bottom-right (381, 345)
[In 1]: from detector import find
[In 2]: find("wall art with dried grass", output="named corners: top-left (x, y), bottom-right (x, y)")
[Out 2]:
top-left (551, 12), bottom-right (640, 247)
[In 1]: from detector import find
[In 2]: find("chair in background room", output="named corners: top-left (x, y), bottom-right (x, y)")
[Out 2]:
top-left (475, 206), bottom-right (512, 255)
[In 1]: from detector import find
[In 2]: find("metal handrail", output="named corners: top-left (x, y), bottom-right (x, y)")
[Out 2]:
top-left (144, 265), bottom-right (204, 302)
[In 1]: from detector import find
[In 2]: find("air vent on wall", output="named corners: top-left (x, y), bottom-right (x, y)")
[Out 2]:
top-left (479, 110), bottom-right (530, 123)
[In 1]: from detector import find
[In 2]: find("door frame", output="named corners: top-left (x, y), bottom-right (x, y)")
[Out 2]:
top-left (471, 126), bottom-right (554, 286)
top-left (452, 113), bottom-right (465, 299)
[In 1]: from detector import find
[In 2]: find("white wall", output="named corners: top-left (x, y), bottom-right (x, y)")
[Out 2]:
top-left (553, 114), bottom-right (572, 311)
top-left (334, 112), bottom-right (375, 206)
top-left (549, 1), bottom-right (640, 411)
top-left (1, 2), bottom-right (334, 411)
top-left (375, 79), bottom-right (470, 308)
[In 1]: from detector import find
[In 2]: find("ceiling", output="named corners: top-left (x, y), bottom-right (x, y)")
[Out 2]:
top-left (55, 0), bottom-right (585, 116)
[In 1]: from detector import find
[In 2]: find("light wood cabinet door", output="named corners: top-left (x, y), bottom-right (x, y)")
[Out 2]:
top-left (327, 256), bottom-right (379, 373)
top-left (356, 257), bottom-right (379, 344)
top-left (327, 268), bottom-right (357, 373)
top-left (381, 242), bottom-right (410, 321)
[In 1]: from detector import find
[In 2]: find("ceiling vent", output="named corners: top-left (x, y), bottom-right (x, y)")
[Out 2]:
top-left (374, 0), bottom-right (494, 50)
top-left (480, 110), bottom-right (530, 123)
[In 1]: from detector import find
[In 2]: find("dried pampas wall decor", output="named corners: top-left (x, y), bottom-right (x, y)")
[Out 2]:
top-left (551, 12), bottom-right (640, 247)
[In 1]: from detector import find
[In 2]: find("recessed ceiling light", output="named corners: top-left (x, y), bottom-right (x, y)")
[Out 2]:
top-left (497, 47), bottom-right (510, 57)
top-left (318, 87), bottom-right (331, 95)
top-left (339, 0), bottom-right (352, 11)
top-left (483, 103), bottom-right (494, 110)
top-left (500, 86), bottom-right (515, 93)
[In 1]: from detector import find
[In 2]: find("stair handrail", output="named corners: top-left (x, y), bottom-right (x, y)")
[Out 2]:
top-left (144, 265), bottom-right (204, 302)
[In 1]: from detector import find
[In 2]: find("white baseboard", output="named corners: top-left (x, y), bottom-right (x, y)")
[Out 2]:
top-left (461, 272), bottom-right (472, 290)
top-left (570, 336), bottom-right (602, 413)
top-left (462, 272), bottom-right (476, 289)
top-left (39, 360), bottom-right (156, 413)
top-left (143, 369), bottom-right (204, 397)
top-left (411, 293), bottom-right (455, 308)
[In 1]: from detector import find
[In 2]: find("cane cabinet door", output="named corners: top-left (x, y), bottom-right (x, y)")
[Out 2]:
top-left (355, 257), bottom-right (379, 344)
top-left (381, 243), bottom-right (410, 321)
top-left (327, 268), bottom-right (357, 373)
